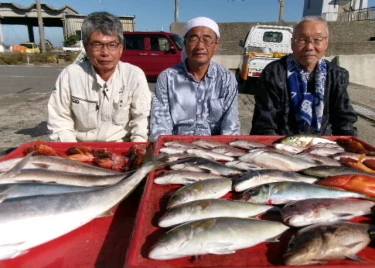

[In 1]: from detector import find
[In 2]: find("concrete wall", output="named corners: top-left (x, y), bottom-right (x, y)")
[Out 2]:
top-left (170, 20), bottom-right (375, 88)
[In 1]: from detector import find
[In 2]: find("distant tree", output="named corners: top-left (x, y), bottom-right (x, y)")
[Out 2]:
top-left (64, 34), bottom-right (80, 47)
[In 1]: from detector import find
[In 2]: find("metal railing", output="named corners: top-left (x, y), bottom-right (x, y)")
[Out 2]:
top-left (322, 7), bottom-right (375, 22)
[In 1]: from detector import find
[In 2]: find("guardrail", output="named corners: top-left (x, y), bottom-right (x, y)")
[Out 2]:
top-left (323, 7), bottom-right (375, 21)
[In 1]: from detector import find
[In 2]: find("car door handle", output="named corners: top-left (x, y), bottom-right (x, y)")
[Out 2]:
top-left (150, 53), bottom-right (159, 56)
top-left (139, 53), bottom-right (148, 56)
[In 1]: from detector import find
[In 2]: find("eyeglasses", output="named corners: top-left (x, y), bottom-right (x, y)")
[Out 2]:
top-left (293, 37), bottom-right (327, 47)
top-left (89, 42), bottom-right (121, 52)
top-left (185, 35), bottom-right (217, 47)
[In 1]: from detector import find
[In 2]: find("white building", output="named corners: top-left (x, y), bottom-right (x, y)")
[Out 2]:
top-left (303, 0), bottom-right (369, 21)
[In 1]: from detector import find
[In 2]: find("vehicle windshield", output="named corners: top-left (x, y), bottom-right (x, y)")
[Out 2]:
top-left (20, 43), bottom-right (34, 49)
top-left (171, 35), bottom-right (184, 50)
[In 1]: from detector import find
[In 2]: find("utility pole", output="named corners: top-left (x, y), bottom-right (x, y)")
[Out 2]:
top-left (278, 0), bottom-right (285, 23)
top-left (36, 0), bottom-right (46, 53)
top-left (174, 0), bottom-right (179, 22)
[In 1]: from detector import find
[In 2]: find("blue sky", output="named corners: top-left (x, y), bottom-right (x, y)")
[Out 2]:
top-left (2, 0), bottom-right (375, 47)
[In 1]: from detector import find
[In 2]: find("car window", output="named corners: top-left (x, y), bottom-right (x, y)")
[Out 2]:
top-left (263, 32), bottom-right (283, 43)
top-left (171, 34), bottom-right (184, 50)
top-left (124, 35), bottom-right (144, 50)
top-left (150, 35), bottom-right (171, 52)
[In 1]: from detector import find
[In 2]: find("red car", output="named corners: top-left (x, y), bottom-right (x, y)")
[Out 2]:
top-left (121, 31), bottom-right (184, 79)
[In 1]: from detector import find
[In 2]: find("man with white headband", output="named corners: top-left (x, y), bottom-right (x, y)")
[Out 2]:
top-left (150, 16), bottom-right (240, 141)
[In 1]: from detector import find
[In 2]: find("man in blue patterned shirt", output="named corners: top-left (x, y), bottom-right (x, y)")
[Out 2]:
top-left (150, 17), bottom-right (240, 141)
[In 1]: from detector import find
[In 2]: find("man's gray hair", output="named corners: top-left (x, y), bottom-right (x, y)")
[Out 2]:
top-left (293, 16), bottom-right (329, 37)
top-left (82, 11), bottom-right (124, 46)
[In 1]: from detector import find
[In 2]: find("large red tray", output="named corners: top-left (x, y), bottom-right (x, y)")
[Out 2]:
top-left (0, 141), bottom-right (148, 268)
top-left (126, 135), bottom-right (375, 268)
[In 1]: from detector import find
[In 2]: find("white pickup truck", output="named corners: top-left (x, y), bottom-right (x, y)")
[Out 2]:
top-left (236, 24), bottom-right (293, 92)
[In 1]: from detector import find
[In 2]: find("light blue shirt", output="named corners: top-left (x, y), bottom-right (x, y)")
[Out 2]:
top-left (150, 61), bottom-right (240, 141)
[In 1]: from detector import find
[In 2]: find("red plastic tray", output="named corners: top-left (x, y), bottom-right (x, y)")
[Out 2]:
top-left (0, 141), bottom-right (149, 268)
top-left (126, 135), bottom-right (375, 268)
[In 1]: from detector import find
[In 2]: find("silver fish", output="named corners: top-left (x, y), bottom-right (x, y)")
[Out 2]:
top-left (191, 139), bottom-right (229, 149)
top-left (225, 160), bottom-right (265, 171)
top-left (159, 146), bottom-right (187, 154)
top-left (149, 217), bottom-right (289, 260)
top-left (0, 155), bottom-right (121, 175)
top-left (0, 168), bottom-right (129, 187)
top-left (273, 143), bottom-right (306, 154)
top-left (297, 153), bottom-right (341, 167)
top-left (163, 140), bottom-right (199, 149)
top-left (277, 134), bottom-right (336, 147)
top-left (186, 148), bottom-right (235, 162)
top-left (158, 199), bottom-right (275, 228)
top-left (229, 139), bottom-right (269, 149)
top-left (167, 178), bottom-right (232, 208)
top-left (170, 157), bottom-right (242, 176)
top-left (284, 222), bottom-right (372, 265)
top-left (211, 146), bottom-right (247, 157)
top-left (242, 181), bottom-right (371, 205)
top-left (239, 150), bottom-right (318, 171)
top-left (233, 169), bottom-right (317, 192)
top-left (0, 157), bottom-right (165, 260)
top-left (0, 183), bottom-right (98, 202)
top-left (154, 170), bottom-right (225, 185)
top-left (281, 198), bottom-right (375, 227)
top-left (299, 165), bottom-right (375, 178)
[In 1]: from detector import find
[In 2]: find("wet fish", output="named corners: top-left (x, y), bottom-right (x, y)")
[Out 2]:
top-left (149, 217), bottom-right (289, 260)
top-left (225, 160), bottom-right (265, 171)
top-left (281, 198), bottom-right (375, 227)
top-left (0, 183), bottom-right (98, 202)
top-left (166, 178), bottom-right (232, 208)
top-left (170, 156), bottom-right (242, 176)
top-left (163, 140), bottom-right (199, 149)
top-left (273, 143), bottom-right (306, 154)
top-left (233, 169), bottom-right (317, 192)
top-left (159, 199), bottom-right (275, 227)
top-left (302, 144), bottom-right (345, 157)
top-left (154, 170), bottom-right (225, 185)
top-left (297, 153), bottom-right (341, 167)
top-left (299, 165), bottom-right (375, 178)
top-left (159, 146), bottom-right (187, 154)
top-left (239, 150), bottom-right (318, 171)
top-left (229, 139), bottom-right (269, 149)
top-left (0, 155), bottom-right (121, 175)
top-left (211, 146), bottom-right (246, 157)
top-left (191, 139), bottom-right (229, 149)
top-left (317, 174), bottom-right (375, 197)
top-left (242, 181), bottom-right (371, 205)
top-left (284, 222), bottom-right (372, 265)
top-left (186, 148), bottom-right (235, 162)
top-left (277, 134), bottom-right (336, 147)
top-left (0, 157), bottom-right (165, 260)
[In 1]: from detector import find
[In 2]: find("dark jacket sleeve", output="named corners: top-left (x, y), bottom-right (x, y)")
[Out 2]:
top-left (250, 58), bottom-right (288, 135)
top-left (326, 62), bottom-right (358, 136)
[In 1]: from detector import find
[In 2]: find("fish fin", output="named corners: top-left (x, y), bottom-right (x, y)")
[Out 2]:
top-left (346, 254), bottom-right (364, 262)
top-left (0, 194), bottom-right (8, 203)
top-left (2, 153), bottom-right (34, 177)
top-left (96, 208), bottom-right (115, 218)
top-left (334, 212), bottom-right (355, 218)
top-left (207, 243), bottom-right (236, 255)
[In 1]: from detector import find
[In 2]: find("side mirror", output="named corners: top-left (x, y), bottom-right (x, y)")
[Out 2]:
top-left (239, 40), bottom-right (244, 47)
top-left (169, 46), bottom-right (177, 54)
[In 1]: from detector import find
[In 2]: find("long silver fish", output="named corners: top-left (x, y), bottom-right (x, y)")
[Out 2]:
top-left (211, 146), bottom-right (247, 157)
top-left (191, 139), bottom-right (229, 149)
top-left (238, 150), bottom-right (319, 171)
top-left (0, 168), bottom-right (130, 187)
top-left (153, 170), bottom-right (226, 185)
top-left (170, 156), bottom-right (242, 176)
top-left (0, 183), bottom-right (99, 202)
top-left (186, 148), bottom-right (235, 162)
top-left (299, 165), bottom-right (375, 178)
top-left (229, 139), bottom-right (269, 149)
top-left (0, 155), bottom-right (121, 175)
top-left (233, 169), bottom-right (317, 192)
top-left (225, 160), bottom-right (265, 171)
top-left (166, 178), bottom-right (232, 208)
top-left (158, 199), bottom-right (275, 228)
top-left (0, 157), bottom-right (165, 260)
top-left (284, 222), bottom-right (372, 265)
top-left (149, 217), bottom-right (289, 260)
top-left (281, 198), bottom-right (375, 227)
top-left (242, 181), bottom-right (371, 205)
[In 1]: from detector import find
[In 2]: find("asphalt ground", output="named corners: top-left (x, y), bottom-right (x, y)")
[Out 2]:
top-left (0, 82), bottom-right (374, 157)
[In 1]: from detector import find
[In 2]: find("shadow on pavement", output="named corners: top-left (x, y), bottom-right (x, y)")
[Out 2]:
top-left (15, 121), bottom-right (49, 137)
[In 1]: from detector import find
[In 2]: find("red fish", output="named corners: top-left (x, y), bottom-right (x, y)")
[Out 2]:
top-left (316, 174), bottom-right (375, 197)
top-left (23, 141), bottom-right (62, 157)
top-left (340, 157), bottom-right (375, 174)
top-left (336, 138), bottom-right (375, 155)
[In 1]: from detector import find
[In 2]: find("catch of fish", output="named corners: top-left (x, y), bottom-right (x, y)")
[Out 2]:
top-left (2, 134), bottom-right (375, 266)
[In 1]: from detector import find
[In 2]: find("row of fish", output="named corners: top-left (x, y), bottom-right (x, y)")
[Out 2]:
top-left (0, 146), bottom-right (162, 261)
top-left (147, 135), bottom-right (375, 265)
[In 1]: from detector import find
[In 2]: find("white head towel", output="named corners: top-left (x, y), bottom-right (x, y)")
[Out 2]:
top-left (183, 17), bottom-right (220, 38)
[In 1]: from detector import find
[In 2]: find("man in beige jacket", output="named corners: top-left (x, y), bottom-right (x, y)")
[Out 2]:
top-left (48, 11), bottom-right (151, 142)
